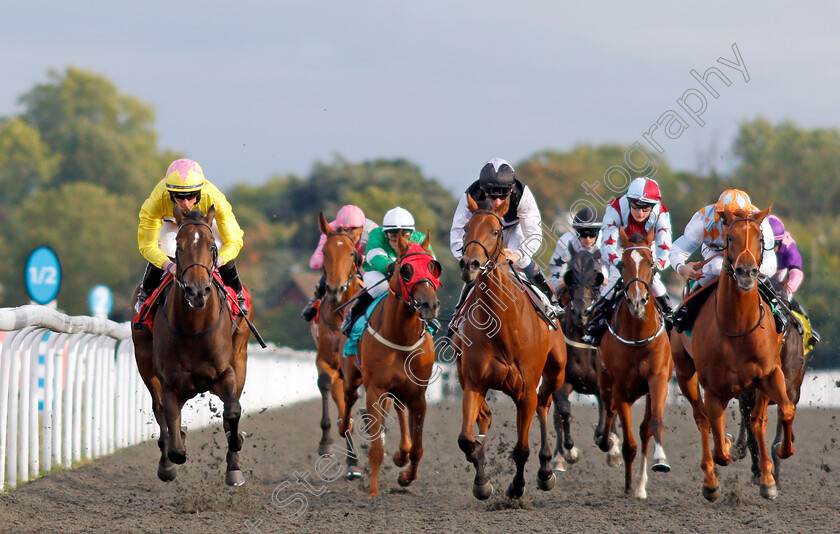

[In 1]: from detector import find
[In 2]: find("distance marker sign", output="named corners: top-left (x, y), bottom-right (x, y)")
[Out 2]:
top-left (25, 246), bottom-right (62, 305)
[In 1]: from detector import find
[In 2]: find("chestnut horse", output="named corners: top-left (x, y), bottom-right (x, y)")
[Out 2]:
top-left (552, 249), bottom-right (622, 471)
top-left (338, 231), bottom-right (441, 497)
top-left (671, 204), bottom-right (794, 501)
top-left (455, 195), bottom-right (566, 500)
top-left (596, 227), bottom-right (673, 499)
top-left (733, 282), bottom-right (807, 486)
top-left (132, 206), bottom-right (252, 486)
top-left (312, 213), bottom-right (364, 456)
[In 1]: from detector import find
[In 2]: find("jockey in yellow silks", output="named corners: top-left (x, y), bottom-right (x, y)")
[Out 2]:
top-left (135, 158), bottom-right (247, 314)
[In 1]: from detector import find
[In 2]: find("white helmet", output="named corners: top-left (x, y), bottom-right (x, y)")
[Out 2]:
top-left (382, 206), bottom-right (415, 231)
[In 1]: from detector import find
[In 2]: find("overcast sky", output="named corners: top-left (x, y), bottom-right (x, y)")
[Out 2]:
top-left (2, 1), bottom-right (839, 194)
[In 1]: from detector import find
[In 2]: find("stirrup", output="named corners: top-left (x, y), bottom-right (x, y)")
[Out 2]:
top-left (237, 293), bottom-right (249, 315)
top-left (341, 313), bottom-right (355, 337)
top-left (134, 290), bottom-right (148, 314)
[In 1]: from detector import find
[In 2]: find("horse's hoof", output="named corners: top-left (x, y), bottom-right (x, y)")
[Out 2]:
top-left (552, 454), bottom-right (567, 472)
top-left (537, 472), bottom-right (556, 491)
top-left (345, 467), bottom-right (362, 481)
top-left (760, 483), bottom-right (778, 500)
top-left (398, 472), bottom-right (413, 487)
top-left (652, 459), bottom-right (671, 473)
top-left (477, 434), bottom-right (486, 445)
top-left (702, 485), bottom-right (721, 502)
top-left (472, 481), bottom-right (494, 500)
top-left (318, 441), bottom-right (333, 457)
top-left (393, 451), bottom-right (409, 468)
top-left (168, 450), bottom-right (186, 465)
top-left (607, 453), bottom-right (623, 468)
top-left (733, 442), bottom-right (748, 460)
top-left (563, 446), bottom-right (580, 464)
top-left (773, 441), bottom-right (793, 459)
top-left (505, 483), bottom-right (525, 499)
top-left (157, 463), bottom-right (178, 482)
top-left (225, 470), bottom-right (246, 487)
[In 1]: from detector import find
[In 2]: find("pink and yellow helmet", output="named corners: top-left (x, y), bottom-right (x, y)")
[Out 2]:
top-left (335, 205), bottom-right (365, 228)
top-left (164, 159), bottom-right (206, 193)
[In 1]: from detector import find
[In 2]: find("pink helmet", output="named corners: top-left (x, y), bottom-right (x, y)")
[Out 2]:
top-left (626, 177), bottom-right (662, 206)
top-left (335, 205), bottom-right (365, 228)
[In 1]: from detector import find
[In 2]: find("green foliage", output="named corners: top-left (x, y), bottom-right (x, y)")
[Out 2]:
top-left (0, 118), bottom-right (60, 217)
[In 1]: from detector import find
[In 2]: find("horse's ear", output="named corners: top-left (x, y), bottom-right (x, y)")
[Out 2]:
top-left (755, 203), bottom-right (772, 223)
top-left (206, 205), bottom-right (216, 226)
top-left (173, 203), bottom-right (187, 224)
top-left (319, 212), bottom-right (331, 235)
top-left (723, 204), bottom-right (734, 226)
top-left (494, 196), bottom-right (510, 217)
top-left (467, 194), bottom-right (479, 213)
top-left (619, 225), bottom-right (629, 247)
top-left (422, 229), bottom-right (431, 251)
top-left (396, 229), bottom-right (410, 256)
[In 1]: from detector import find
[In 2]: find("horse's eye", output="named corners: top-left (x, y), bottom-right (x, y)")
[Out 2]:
top-left (493, 230), bottom-right (500, 236)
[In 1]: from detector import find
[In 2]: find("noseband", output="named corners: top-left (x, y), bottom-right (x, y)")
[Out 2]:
top-left (462, 209), bottom-right (505, 273)
top-left (174, 220), bottom-right (218, 292)
top-left (722, 217), bottom-right (765, 280)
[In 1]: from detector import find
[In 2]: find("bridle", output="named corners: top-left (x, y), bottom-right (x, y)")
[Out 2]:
top-left (461, 209), bottom-right (505, 273)
top-left (325, 231), bottom-right (362, 295)
top-left (394, 249), bottom-right (440, 311)
top-left (717, 216), bottom-right (767, 337)
top-left (607, 245), bottom-right (664, 346)
top-left (174, 220), bottom-right (218, 292)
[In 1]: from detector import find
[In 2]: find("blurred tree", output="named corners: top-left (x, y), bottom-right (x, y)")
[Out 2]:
top-left (18, 67), bottom-right (165, 203)
top-left (0, 117), bottom-right (61, 220)
top-left (0, 182), bottom-right (138, 317)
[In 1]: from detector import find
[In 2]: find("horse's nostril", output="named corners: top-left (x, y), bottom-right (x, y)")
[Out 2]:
top-left (469, 260), bottom-right (480, 271)
top-left (458, 259), bottom-right (466, 270)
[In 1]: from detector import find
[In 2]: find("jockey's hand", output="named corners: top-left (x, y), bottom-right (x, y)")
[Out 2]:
top-left (679, 262), bottom-right (703, 281)
top-left (163, 260), bottom-right (176, 276)
top-left (215, 257), bottom-right (225, 268)
top-left (502, 248), bottom-right (521, 264)
top-left (386, 262), bottom-right (396, 278)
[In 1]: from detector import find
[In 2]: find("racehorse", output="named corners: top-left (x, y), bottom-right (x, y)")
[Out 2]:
top-left (734, 281), bottom-right (807, 487)
top-left (337, 231), bottom-right (441, 497)
top-left (552, 249), bottom-right (622, 471)
top-left (454, 194), bottom-right (567, 500)
top-left (596, 227), bottom-right (673, 499)
top-left (132, 205), bottom-right (252, 486)
top-left (312, 213), bottom-right (364, 456)
top-left (671, 204), bottom-right (794, 501)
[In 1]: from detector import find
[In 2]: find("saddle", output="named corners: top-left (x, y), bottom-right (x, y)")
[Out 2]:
top-left (132, 272), bottom-right (250, 330)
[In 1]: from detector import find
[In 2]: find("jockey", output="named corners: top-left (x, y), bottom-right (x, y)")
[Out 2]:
top-left (582, 177), bottom-right (674, 346)
top-left (301, 205), bottom-right (379, 322)
top-left (135, 158), bottom-right (247, 314)
top-left (669, 189), bottom-right (784, 333)
top-left (549, 206), bottom-right (609, 293)
top-left (340, 207), bottom-right (435, 337)
top-left (449, 158), bottom-right (560, 318)
top-left (766, 214), bottom-right (820, 345)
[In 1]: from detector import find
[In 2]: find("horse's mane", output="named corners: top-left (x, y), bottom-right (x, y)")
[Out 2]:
top-left (474, 197), bottom-right (494, 211)
top-left (185, 209), bottom-right (205, 222)
top-left (568, 250), bottom-right (599, 287)
top-left (626, 232), bottom-right (648, 244)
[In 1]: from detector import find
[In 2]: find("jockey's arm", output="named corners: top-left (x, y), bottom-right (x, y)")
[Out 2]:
top-left (449, 193), bottom-right (471, 260)
top-left (758, 218), bottom-right (777, 277)
top-left (364, 229), bottom-right (393, 275)
top-left (137, 187), bottom-right (170, 269)
top-left (549, 232), bottom-right (573, 279)
top-left (206, 183), bottom-right (244, 266)
top-left (512, 186), bottom-right (543, 269)
top-left (600, 203), bottom-right (622, 267)
top-left (670, 211), bottom-right (705, 280)
top-left (653, 209), bottom-right (673, 271)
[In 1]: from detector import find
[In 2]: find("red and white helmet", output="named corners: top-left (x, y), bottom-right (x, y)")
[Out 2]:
top-left (335, 205), bottom-right (365, 228)
top-left (626, 177), bottom-right (661, 206)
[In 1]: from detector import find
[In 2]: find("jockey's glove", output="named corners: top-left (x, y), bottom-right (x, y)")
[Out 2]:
top-left (386, 263), bottom-right (396, 278)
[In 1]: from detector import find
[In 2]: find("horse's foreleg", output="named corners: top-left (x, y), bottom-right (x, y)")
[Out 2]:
top-left (398, 395), bottom-right (426, 488)
top-left (316, 358), bottom-right (339, 456)
top-left (760, 367), bottom-right (795, 461)
top-left (733, 391), bottom-right (754, 462)
top-left (364, 388), bottom-right (386, 498)
top-left (458, 388), bottom-right (492, 500)
top-left (648, 371), bottom-right (671, 475)
top-left (507, 392), bottom-right (537, 499)
top-left (750, 390), bottom-right (776, 499)
top-left (535, 394), bottom-right (556, 491)
top-left (614, 398), bottom-right (636, 497)
top-left (213, 370), bottom-right (245, 487)
top-left (596, 368), bottom-right (616, 454)
top-left (338, 367), bottom-right (362, 480)
top-left (149, 381), bottom-right (177, 481)
top-left (393, 402), bottom-right (411, 468)
top-left (162, 390), bottom-right (186, 465)
top-left (476, 397), bottom-right (492, 439)
top-left (699, 392), bottom-right (727, 502)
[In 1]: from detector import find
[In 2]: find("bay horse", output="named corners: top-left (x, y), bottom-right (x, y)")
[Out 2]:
top-left (337, 231), bottom-right (441, 497)
top-left (132, 205), bottom-right (252, 486)
top-left (733, 280), bottom-right (807, 487)
top-left (455, 194), bottom-right (567, 500)
top-left (552, 249), bottom-right (622, 471)
top-left (671, 204), bottom-right (793, 501)
top-left (312, 213), bottom-right (364, 456)
top-left (596, 227), bottom-right (673, 499)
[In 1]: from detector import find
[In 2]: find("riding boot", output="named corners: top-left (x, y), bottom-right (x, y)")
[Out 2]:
top-left (445, 282), bottom-right (474, 339)
top-left (135, 262), bottom-right (165, 314)
top-left (757, 276), bottom-right (787, 334)
top-left (531, 271), bottom-right (564, 318)
top-left (654, 294), bottom-right (674, 331)
top-left (789, 296), bottom-right (821, 346)
top-left (341, 291), bottom-right (374, 338)
top-left (302, 274), bottom-right (327, 322)
top-left (582, 294), bottom-right (614, 347)
top-left (219, 260), bottom-right (248, 315)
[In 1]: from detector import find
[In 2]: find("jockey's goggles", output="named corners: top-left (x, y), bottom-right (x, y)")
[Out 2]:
top-left (338, 225), bottom-right (361, 233)
top-left (629, 200), bottom-right (654, 211)
top-left (483, 186), bottom-right (512, 200)
top-left (171, 191), bottom-right (200, 201)
top-left (577, 229), bottom-right (599, 239)
top-left (385, 229), bottom-right (412, 238)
